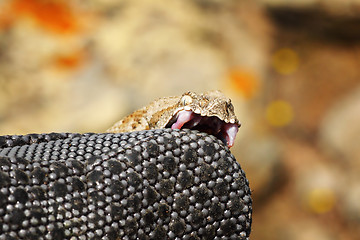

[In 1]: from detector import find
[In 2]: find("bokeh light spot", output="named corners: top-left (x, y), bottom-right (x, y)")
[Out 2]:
top-left (272, 48), bottom-right (299, 75)
top-left (266, 100), bottom-right (293, 127)
top-left (228, 68), bottom-right (260, 99)
top-left (306, 188), bottom-right (336, 214)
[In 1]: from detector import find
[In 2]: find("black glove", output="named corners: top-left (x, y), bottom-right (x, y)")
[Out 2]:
top-left (0, 129), bottom-right (252, 239)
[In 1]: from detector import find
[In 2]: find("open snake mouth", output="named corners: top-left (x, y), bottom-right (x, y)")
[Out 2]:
top-left (166, 110), bottom-right (239, 148)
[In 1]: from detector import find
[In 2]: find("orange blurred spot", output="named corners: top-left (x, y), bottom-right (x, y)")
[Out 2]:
top-left (0, 3), bottom-right (15, 30)
top-left (11, 0), bottom-right (79, 34)
top-left (54, 50), bottom-right (86, 70)
top-left (0, 15), bottom-right (13, 31)
top-left (228, 68), bottom-right (260, 99)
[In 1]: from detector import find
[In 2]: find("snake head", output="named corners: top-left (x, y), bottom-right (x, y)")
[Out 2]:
top-left (168, 91), bottom-right (240, 148)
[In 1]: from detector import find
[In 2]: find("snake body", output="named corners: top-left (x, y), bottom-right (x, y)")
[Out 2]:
top-left (0, 129), bottom-right (252, 239)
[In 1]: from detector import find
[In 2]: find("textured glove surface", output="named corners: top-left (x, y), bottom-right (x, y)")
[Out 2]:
top-left (0, 129), bottom-right (252, 239)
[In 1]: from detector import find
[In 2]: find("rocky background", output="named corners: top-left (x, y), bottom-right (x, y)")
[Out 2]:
top-left (0, 0), bottom-right (359, 239)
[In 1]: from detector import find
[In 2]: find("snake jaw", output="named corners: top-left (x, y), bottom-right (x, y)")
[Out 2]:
top-left (221, 122), bottom-right (238, 148)
top-left (170, 110), bottom-right (239, 148)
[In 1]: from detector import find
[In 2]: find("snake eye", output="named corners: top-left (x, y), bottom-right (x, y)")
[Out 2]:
top-left (227, 102), bottom-right (234, 112)
top-left (226, 101), bottom-right (234, 115)
top-left (181, 95), bottom-right (193, 106)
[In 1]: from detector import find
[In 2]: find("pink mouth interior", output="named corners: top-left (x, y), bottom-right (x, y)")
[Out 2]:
top-left (169, 110), bottom-right (239, 148)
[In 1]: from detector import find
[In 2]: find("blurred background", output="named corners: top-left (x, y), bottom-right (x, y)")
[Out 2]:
top-left (1, 0), bottom-right (360, 239)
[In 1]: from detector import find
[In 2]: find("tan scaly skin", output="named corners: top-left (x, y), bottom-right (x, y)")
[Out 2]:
top-left (107, 90), bottom-right (240, 147)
